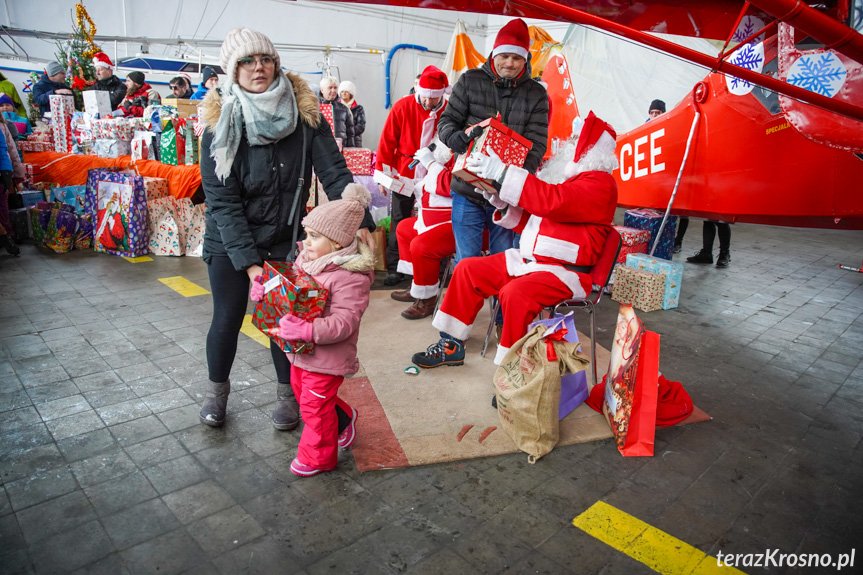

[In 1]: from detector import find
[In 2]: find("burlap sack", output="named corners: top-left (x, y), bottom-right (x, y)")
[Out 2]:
top-left (493, 324), bottom-right (590, 463)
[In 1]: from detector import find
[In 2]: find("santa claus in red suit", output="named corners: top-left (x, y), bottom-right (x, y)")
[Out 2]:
top-left (411, 111), bottom-right (619, 368)
top-left (390, 140), bottom-right (457, 319)
top-left (376, 66), bottom-right (450, 286)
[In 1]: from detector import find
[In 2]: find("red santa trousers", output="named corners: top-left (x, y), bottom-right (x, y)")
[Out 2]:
top-left (432, 252), bottom-right (575, 364)
top-left (395, 217), bottom-right (456, 299)
top-left (290, 364), bottom-right (353, 469)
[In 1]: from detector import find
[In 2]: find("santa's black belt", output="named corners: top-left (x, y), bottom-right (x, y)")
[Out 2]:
top-left (560, 263), bottom-right (592, 274)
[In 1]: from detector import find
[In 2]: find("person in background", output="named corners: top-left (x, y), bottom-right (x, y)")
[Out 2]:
top-left (647, 99), bottom-right (665, 121)
top-left (273, 184), bottom-right (375, 477)
top-left (0, 95), bottom-right (31, 137)
top-left (169, 75), bottom-right (194, 99)
top-left (408, 73), bottom-right (421, 95)
top-left (318, 76), bottom-right (355, 146)
top-left (32, 61), bottom-right (74, 115)
top-left (686, 221), bottom-right (732, 267)
top-left (375, 66), bottom-right (450, 286)
top-left (338, 80), bottom-right (365, 147)
top-left (0, 72), bottom-right (26, 117)
top-left (197, 28), bottom-right (373, 435)
top-left (118, 71), bottom-right (161, 117)
top-left (87, 52), bottom-right (127, 111)
top-left (0, 126), bottom-right (20, 256)
top-left (191, 66), bottom-right (220, 100)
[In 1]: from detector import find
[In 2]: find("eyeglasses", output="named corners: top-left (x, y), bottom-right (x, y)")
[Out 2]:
top-left (237, 55), bottom-right (276, 70)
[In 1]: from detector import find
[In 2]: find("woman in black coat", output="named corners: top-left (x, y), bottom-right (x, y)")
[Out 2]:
top-left (318, 76), bottom-right (355, 146)
top-left (198, 28), bottom-right (372, 431)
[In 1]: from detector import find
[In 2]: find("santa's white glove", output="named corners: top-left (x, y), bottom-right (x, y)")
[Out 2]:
top-left (466, 148), bottom-right (506, 183)
top-left (479, 188), bottom-right (507, 210)
top-left (412, 146), bottom-right (436, 170)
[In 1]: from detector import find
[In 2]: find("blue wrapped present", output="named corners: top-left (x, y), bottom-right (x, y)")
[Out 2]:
top-left (17, 190), bottom-right (45, 208)
top-left (51, 186), bottom-right (87, 214)
top-left (626, 252), bottom-right (683, 309)
top-left (622, 208), bottom-right (678, 260)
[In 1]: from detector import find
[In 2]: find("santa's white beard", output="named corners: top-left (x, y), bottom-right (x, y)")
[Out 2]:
top-left (536, 136), bottom-right (620, 184)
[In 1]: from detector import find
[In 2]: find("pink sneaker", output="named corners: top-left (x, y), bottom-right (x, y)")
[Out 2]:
top-left (290, 458), bottom-right (334, 477)
top-left (338, 407), bottom-right (358, 450)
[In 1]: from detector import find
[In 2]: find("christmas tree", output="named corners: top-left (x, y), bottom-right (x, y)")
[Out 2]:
top-left (54, 2), bottom-right (100, 110)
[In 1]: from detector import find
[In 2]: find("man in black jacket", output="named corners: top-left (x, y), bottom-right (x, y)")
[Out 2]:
top-left (31, 62), bottom-right (74, 115)
top-left (86, 52), bottom-right (127, 112)
top-left (437, 18), bottom-right (548, 264)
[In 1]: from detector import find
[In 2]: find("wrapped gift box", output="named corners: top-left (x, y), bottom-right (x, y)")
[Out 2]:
top-left (147, 197), bottom-right (183, 256)
top-left (320, 103), bottom-right (335, 136)
top-left (93, 138), bottom-right (131, 158)
top-left (49, 95), bottom-right (75, 153)
top-left (342, 147), bottom-right (372, 175)
top-left (143, 177), bottom-right (170, 200)
top-left (373, 166), bottom-right (415, 197)
top-left (452, 117), bottom-right (533, 193)
top-left (626, 253), bottom-right (683, 310)
top-left (18, 141), bottom-right (52, 153)
top-left (611, 265), bottom-right (665, 313)
top-left (252, 261), bottom-right (328, 354)
top-left (622, 208), bottom-right (678, 261)
top-left (83, 91), bottom-right (111, 117)
top-left (161, 98), bottom-right (199, 119)
top-left (50, 186), bottom-right (87, 214)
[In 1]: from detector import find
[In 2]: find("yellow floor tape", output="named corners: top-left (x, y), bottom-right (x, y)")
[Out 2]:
top-left (157, 276), bottom-right (210, 297)
top-left (241, 315), bottom-right (270, 348)
top-left (573, 501), bottom-right (746, 575)
top-left (122, 256), bottom-right (153, 263)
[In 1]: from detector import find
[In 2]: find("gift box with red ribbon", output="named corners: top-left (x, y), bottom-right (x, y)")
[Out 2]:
top-left (252, 261), bottom-right (329, 354)
top-left (452, 117), bottom-right (533, 193)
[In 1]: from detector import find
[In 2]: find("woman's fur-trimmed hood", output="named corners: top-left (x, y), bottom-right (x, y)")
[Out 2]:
top-left (198, 70), bottom-right (321, 132)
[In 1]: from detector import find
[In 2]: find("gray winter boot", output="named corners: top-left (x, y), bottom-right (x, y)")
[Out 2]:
top-left (199, 380), bottom-right (230, 427)
top-left (273, 383), bottom-right (300, 431)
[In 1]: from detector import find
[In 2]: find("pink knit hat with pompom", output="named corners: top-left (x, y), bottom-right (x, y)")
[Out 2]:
top-left (302, 184), bottom-right (370, 247)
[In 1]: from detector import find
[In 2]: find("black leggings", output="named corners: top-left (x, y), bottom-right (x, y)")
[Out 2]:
top-left (206, 256), bottom-right (293, 384)
top-left (205, 256), bottom-right (351, 431)
top-left (703, 221), bottom-right (731, 252)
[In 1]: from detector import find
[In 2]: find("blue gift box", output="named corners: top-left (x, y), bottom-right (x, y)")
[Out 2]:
top-left (17, 190), bottom-right (45, 208)
top-left (626, 252), bottom-right (683, 309)
top-left (622, 208), bottom-right (678, 260)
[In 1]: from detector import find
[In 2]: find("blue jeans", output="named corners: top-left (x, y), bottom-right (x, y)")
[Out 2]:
top-left (451, 193), bottom-right (514, 263)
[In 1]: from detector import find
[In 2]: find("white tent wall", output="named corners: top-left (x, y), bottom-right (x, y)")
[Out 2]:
top-left (484, 15), bottom-right (719, 136)
top-left (1, 0), bottom-right (487, 146)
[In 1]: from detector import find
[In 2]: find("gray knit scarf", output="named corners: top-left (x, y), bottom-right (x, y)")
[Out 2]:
top-left (210, 72), bottom-right (298, 181)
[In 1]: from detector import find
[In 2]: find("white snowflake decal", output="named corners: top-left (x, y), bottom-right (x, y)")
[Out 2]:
top-left (726, 42), bottom-right (765, 96)
top-left (788, 53), bottom-right (847, 97)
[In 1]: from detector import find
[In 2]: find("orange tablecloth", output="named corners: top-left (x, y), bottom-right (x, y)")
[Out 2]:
top-left (21, 151), bottom-right (202, 199)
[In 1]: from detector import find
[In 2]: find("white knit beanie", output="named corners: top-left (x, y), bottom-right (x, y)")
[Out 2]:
top-left (220, 28), bottom-right (280, 83)
top-left (338, 80), bottom-right (356, 97)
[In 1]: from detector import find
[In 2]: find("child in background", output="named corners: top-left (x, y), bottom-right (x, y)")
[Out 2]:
top-left (269, 183), bottom-right (375, 477)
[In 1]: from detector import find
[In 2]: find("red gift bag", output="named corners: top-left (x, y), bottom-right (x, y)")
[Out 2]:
top-left (602, 304), bottom-right (659, 456)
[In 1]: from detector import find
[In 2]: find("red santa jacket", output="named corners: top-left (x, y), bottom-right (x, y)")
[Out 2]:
top-left (414, 160), bottom-right (454, 233)
top-left (119, 82), bottom-right (159, 118)
top-left (494, 166), bottom-right (617, 268)
top-left (375, 95), bottom-right (446, 179)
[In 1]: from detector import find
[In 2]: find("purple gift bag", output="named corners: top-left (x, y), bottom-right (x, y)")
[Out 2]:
top-left (528, 312), bottom-right (589, 420)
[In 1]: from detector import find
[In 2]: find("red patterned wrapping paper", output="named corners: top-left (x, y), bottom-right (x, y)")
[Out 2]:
top-left (252, 261), bottom-right (329, 354)
top-left (342, 147), bottom-right (373, 175)
top-left (613, 225), bottom-right (651, 247)
top-left (611, 265), bottom-right (666, 313)
top-left (320, 103), bottom-right (335, 136)
top-left (452, 117), bottom-right (533, 193)
top-left (616, 242), bottom-right (648, 265)
top-left (49, 95), bottom-right (75, 153)
top-left (143, 177), bottom-right (170, 200)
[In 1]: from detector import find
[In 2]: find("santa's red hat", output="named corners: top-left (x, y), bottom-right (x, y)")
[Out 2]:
top-left (574, 111), bottom-right (617, 164)
top-left (416, 66), bottom-right (451, 98)
top-left (92, 52), bottom-right (114, 70)
top-left (492, 19), bottom-right (530, 59)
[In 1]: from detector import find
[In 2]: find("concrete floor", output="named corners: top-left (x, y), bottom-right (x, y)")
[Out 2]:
top-left (1, 221), bottom-right (862, 575)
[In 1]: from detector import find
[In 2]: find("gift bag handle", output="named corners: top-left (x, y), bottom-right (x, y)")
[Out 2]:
top-left (288, 123), bottom-right (308, 260)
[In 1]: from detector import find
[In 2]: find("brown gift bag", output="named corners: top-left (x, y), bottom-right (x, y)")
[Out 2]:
top-left (371, 227), bottom-right (387, 271)
top-left (493, 324), bottom-right (590, 463)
